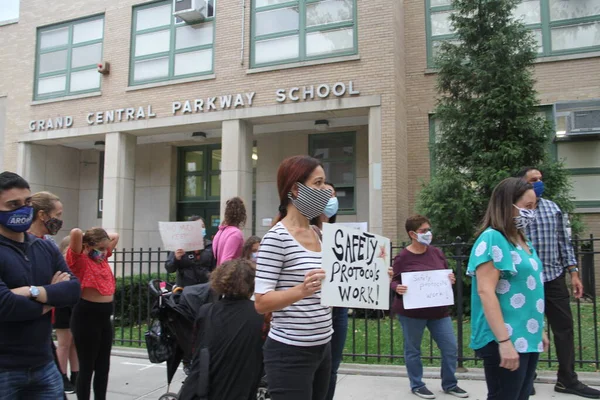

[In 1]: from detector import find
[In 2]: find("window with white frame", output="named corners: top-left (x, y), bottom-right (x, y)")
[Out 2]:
top-left (130, 0), bottom-right (215, 85)
top-left (34, 16), bottom-right (104, 100)
top-left (251, 0), bottom-right (357, 68)
top-left (0, 0), bottom-right (19, 24)
top-left (427, 0), bottom-right (600, 66)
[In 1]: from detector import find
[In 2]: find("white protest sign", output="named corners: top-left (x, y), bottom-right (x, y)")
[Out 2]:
top-left (337, 222), bottom-right (368, 232)
top-left (401, 269), bottom-right (454, 310)
top-left (158, 222), bottom-right (205, 252)
top-left (321, 223), bottom-right (391, 310)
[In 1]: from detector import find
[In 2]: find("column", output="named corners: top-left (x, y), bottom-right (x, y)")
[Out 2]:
top-left (368, 106), bottom-right (383, 235)
top-left (221, 120), bottom-right (254, 238)
top-left (102, 132), bottom-right (136, 249)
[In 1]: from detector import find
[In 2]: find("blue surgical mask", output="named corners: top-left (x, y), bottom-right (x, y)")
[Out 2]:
top-left (323, 197), bottom-right (339, 218)
top-left (532, 181), bottom-right (545, 198)
top-left (251, 252), bottom-right (258, 261)
top-left (202, 228), bottom-right (207, 237)
top-left (0, 205), bottom-right (34, 233)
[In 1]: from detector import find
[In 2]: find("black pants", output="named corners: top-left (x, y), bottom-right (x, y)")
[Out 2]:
top-left (545, 273), bottom-right (578, 386)
top-left (70, 300), bottom-right (113, 400)
top-left (476, 341), bottom-right (539, 400)
top-left (263, 338), bottom-right (331, 400)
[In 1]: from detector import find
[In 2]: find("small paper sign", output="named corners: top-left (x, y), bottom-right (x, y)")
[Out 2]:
top-left (401, 269), bottom-right (454, 310)
top-left (321, 223), bottom-right (391, 310)
top-left (158, 222), bottom-right (205, 252)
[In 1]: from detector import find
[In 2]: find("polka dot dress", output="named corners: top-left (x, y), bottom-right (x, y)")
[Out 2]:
top-left (467, 228), bottom-right (545, 353)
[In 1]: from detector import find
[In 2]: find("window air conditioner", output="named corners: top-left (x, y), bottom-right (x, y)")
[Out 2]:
top-left (568, 109), bottom-right (600, 135)
top-left (173, 0), bottom-right (207, 24)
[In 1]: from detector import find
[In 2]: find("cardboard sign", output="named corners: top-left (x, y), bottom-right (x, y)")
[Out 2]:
top-left (158, 222), bottom-right (205, 252)
top-left (337, 222), bottom-right (368, 232)
top-left (321, 223), bottom-right (391, 310)
top-left (401, 269), bottom-right (454, 310)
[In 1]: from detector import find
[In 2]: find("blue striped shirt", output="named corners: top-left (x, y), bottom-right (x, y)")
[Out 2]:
top-left (524, 198), bottom-right (577, 283)
top-left (254, 222), bottom-right (333, 347)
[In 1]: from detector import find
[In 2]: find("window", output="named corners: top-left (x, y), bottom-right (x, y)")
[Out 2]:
top-left (426, 0), bottom-right (600, 67)
top-left (251, 0), bottom-right (357, 68)
top-left (0, 0), bottom-right (19, 24)
top-left (34, 15), bottom-right (104, 100)
top-left (131, 1), bottom-right (215, 85)
top-left (309, 132), bottom-right (356, 213)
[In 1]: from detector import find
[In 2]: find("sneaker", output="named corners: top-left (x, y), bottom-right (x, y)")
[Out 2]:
top-left (445, 386), bottom-right (469, 398)
top-left (555, 382), bottom-right (600, 399)
top-left (412, 386), bottom-right (436, 399)
top-left (62, 374), bottom-right (75, 394)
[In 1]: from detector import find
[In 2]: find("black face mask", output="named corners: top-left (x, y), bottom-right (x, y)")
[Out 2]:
top-left (44, 217), bottom-right (63, 236)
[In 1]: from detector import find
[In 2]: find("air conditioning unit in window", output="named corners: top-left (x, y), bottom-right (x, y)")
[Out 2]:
top-left (173, 0), bottom-right (208, 24)
top-left (568, 108), bottom-right (600, 135)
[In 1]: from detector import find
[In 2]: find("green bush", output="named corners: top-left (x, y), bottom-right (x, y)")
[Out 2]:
top-left (113, 272), bottom-right (176, 327)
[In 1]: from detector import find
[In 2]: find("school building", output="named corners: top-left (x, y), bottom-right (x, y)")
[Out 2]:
top-left (0, 0), bottom-right (599, 252)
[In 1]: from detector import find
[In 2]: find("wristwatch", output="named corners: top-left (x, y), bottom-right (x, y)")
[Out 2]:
top-left (29, 286), bottom-right (40, 300)
top-left (568, 266), bottom-right (579, 274)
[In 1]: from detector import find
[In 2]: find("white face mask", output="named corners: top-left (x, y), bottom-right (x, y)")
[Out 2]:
top-left (414, 231), bottom-right (433, 246)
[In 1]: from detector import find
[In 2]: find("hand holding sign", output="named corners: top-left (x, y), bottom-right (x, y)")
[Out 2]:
top-left (321, 223), bottom-right (391, 310)
top-left (302, 269), bottom-right (326, 297)
top-left (401, 269), bottom-right (454, 310)
top-left (158, 222), bottom-right (205, 252)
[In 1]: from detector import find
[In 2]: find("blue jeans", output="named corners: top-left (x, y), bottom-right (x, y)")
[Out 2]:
top-left (325, 307), bottom-right (349, 400)
top-left (476, 341), bottom-right (539, 400)
top-left (398, 315), bottom-right (459, 391)
top-left (0, 361), bottom-right (63, 400)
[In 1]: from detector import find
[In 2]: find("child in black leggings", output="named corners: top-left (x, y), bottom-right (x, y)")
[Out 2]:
top-left (67, 227), bottom-right (119, 400)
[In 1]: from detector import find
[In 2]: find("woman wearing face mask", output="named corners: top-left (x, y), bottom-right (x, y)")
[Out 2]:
top-left (213, 197), bottom-right (247, 266)
top-left (468, 178), bottom-right (549, 400)
top-left (390, 215), bottom-right (467, 399)
top-left (165, 216), bottom-right (216, 288)
top-left (309, 183), bottom-right (346, 400)
top-left (254, 155), bottom-right (333, 400)
top-left (29, 192), bottom-right (79, 395)
top-left (67, 227), bottom-right (119, 400)
top-left (242, 236), bottom-right (261, 264)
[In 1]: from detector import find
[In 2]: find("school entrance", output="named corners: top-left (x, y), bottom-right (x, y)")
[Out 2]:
top-left (176, 144), bottom-right (257, 239)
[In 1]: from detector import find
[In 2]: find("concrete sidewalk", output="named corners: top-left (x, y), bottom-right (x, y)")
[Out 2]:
top-left (98, 347), bottom-right (600, 399)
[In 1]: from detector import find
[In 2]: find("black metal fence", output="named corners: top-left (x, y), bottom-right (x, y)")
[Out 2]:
top-left (110, 235), bottom-right (600, 371)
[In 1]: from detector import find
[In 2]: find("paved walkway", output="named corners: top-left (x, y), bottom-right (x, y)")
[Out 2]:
top-left (64, 350), bottom-right (599, 399)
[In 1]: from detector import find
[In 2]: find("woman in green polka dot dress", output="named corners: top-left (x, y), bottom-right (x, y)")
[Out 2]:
top-left (467, 178), bottom-right (549, 400)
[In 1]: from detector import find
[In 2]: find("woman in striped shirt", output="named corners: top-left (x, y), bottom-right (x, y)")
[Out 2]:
top-left (255, 155), bottom-right (334, 400)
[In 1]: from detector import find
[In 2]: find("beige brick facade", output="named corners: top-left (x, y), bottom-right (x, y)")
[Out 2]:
top-left (0, 0), bottom-right (599, 246)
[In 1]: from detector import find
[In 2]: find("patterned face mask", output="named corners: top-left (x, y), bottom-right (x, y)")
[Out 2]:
top-left (288, 183), bottom-right (332, 220)
top-left (89, 249), bottom-right (107, 263)
top-left (513, 205), bottom-right (536, 230)
top-left (43, 217), bottom-right (63, 236)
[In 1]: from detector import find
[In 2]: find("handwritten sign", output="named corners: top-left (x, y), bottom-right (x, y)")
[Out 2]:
top-left (401, 270), bottom-right (454, 310)
top-left (158, 222), bottom-right (205, 252)
top-left (321, 223), bottom-right (390, 310)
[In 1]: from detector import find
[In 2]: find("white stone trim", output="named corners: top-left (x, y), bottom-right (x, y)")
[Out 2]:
top-left (31, 92), bottom-right (102, 106)
top-left (20, 95), bottom-right (381, 143)
top-left (575, 208), bottom-right (600, 214)
top-left (247, 55), bottom-right (361, 74)
top-left (0, 19), bottom-right (19, 27)
top-left (125, 74), bottom-right (216, 92)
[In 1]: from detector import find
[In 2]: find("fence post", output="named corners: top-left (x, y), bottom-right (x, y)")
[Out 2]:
top-left (455, 237), bottom-right (467, 372)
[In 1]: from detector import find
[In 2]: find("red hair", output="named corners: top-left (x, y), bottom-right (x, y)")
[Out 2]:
top-left (274, 155), bottom-right (322, 224)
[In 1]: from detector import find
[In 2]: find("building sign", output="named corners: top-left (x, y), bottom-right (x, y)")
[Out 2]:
top-left (172, 92), bottom-right (256, 115)
top-left (28, 81), bottom-right (361, 131)
top-left (29, 116), bottom-right (73, 132)
top-left (276, 81), bottom-right (359, 103)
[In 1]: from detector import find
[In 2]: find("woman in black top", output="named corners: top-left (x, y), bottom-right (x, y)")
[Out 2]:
top-left (165, 216), bottom-right (216, 287)
top-left (179, 258), bottom-right (264, 400)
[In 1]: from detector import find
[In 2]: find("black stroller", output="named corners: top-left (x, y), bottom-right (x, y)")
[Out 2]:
top-left (146, 280), bottom-right (270, 400)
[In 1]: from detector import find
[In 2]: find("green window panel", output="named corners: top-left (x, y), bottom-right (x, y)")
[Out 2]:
top-left (34, 15), bottom-right (105, 100)
top-left (251, 0), bottom-right (358, 68)
top-left (426, 0), bottom-right (600, 68)
top-left (309, 132), bottom-right (356, 214)
top-left (130, 0), bottom-right (215, 86)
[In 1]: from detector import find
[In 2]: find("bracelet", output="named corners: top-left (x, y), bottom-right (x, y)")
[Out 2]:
top-left (498, 338), bottom-right (511, 344)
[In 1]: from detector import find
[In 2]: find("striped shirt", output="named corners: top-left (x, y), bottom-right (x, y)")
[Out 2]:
top-left (255, 222), bottom-right (333, 347)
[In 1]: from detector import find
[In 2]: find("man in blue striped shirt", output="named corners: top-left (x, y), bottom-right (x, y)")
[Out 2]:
top-left (519, 167), bottom-right (599, 399)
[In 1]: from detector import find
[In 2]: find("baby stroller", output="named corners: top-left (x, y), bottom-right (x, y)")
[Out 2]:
top-left (147, 280), bottom-right (270, 400)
